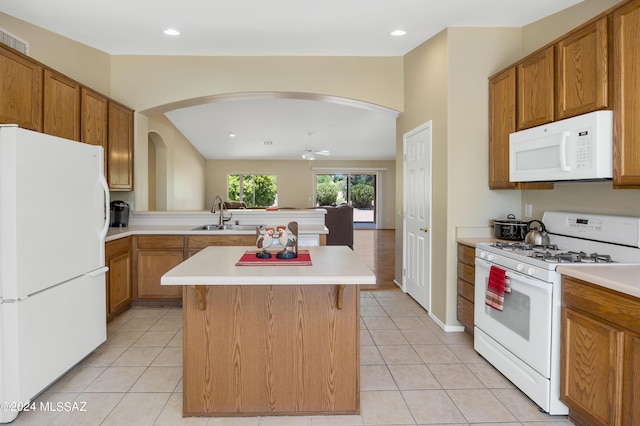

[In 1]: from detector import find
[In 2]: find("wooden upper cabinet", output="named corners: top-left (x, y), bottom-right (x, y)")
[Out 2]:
top-left (613, 0), bottom-right (640, 188)
top-left (488, 68), bottom-right (554, 190)
top-left (80, 87), bottom-right (108, 172)
top-left (108, 101), bottom-right (134, 191)
top-left (0, 46), bottom-right (42, 131)
top-left (489, 67), bottom-right (517, 189)
top-left (43, 69), bottom-right (80, 141)
top-left (81, 87), bottom-right (108, 148)
top-left (517, 46), bottom-right (555, 130)
top-left (556, 17), bottom-right (610, 120)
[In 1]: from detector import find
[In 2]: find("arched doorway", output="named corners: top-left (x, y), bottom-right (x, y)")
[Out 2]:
top-left (148, 131), bottom-right (168, 211)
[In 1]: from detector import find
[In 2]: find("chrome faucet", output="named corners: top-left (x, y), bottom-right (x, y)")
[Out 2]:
top-left (211, 195), bottom-right (231, 227)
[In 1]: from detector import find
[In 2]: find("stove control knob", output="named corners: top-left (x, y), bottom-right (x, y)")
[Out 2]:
top-left (517, 264), bottom-right (524, 272)
top-left (487, 254), bottom-right (494, 262)
top-left (527, 268), bottom-right (536, 276)
top-left (479, 251), bottom-right (486, 259)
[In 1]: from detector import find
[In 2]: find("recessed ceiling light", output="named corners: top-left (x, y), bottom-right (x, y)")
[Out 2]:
top-left (163, 28), bottom-right (180, 36)
top-left (390, 30), bottom-right (407, 36)
top-left (228, 132), bottom-right (236, 138)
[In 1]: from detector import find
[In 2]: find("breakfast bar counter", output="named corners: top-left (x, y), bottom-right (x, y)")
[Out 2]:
top-left (161, 246), bottom-right (375, 417)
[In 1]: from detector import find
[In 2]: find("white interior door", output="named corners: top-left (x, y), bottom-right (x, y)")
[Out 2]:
top-left (402, 122), bottom-right (432, 311)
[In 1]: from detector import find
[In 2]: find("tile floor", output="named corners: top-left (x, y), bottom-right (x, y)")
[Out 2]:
top-left (12, 290), bottom-right (572, 425)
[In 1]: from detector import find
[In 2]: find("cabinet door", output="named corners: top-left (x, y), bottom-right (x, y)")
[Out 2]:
top-left (624, 332), bottom-right (640, 425)
top-left (136, 250), bottom-right (184, 298)
top-left (43, 69), bottom-right (81, 141)
top-left (489, 67), bottom-right (518, 189)
top-left (81, 87), bottom-right (108, 172)
top-left (556, 17), bottom-right (609, 120)
top-left (517, 46), bottom-right (554, 130)
top-left (108, 102), bottom-right (134, 191)
top-left (561, 307), bottom-right (624, 426)
top-left (108, 251), bottom-right (132, 315)
top-left (613, 0), bottom-right (640, 188)
top-left (0, 46), bottom-right (42, 131)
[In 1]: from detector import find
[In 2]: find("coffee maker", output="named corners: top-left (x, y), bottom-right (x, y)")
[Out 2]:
top-left (109, 200), bottom-right (130, 227)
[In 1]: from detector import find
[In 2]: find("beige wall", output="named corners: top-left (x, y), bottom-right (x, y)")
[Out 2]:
top-left (398, 27), bottom-right (526, 326)
top-left (109, 56), bottom-right (404, 114)
top-left (399, 30), bottom-right (449, 319)
top-left (0, 13), bottom-right (111, 95)
top-left (147, 115), bottom-right (207, 211)
top-left (206, 159), bottom-right (396, 229)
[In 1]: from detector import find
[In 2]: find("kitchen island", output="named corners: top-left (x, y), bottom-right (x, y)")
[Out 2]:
top-left (161, 245), bottom-right (375, 417)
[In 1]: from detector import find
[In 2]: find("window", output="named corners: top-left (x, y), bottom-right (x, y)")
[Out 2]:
top-left (227, 174), bottom-right (278, 208)
top-left (315, 173), bottom-right (376, 224)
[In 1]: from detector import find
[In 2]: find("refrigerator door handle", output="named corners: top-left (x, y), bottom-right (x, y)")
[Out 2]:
top-left (99, 174), bottom-right (110, 241)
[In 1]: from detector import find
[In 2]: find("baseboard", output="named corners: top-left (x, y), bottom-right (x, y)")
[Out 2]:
top-left (428, 311), bottom-right (465, 333)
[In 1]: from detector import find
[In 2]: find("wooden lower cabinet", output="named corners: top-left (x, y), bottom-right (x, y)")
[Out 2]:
top-left (561, 276), bottom-right (640, 426)
top-left (183, 284), bottom-right (359, 416)
top-left (133, 235), bottom-right (184, 302)
top-left (105, 237), bottom-right (132, 321)
top-left (132, 234), bottom-right (263, 304)
top-left (456, 243), bottom-right (475, 334)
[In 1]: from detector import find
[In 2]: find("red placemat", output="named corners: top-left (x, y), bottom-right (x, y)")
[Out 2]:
top-left (235, 249), bottom-right (312, 266)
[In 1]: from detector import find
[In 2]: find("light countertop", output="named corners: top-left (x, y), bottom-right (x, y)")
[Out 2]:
top-left (106, 224), bottom-right (328, 242)
top-left (161, 245), bottom-right (376, 286)
top-left (557, 265), bottom-right (640, 299)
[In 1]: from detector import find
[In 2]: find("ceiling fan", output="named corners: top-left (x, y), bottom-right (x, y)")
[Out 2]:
top-left (301, 149), bottom-right (330, 160)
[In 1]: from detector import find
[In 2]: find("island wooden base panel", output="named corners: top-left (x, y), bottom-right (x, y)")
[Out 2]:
top-left (182, 284), bottom-right (360, 417)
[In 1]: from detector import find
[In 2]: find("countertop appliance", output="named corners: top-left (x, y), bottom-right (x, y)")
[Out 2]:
top-left (110, 200), bottom-right (130, 227)
top-left (474, 211), bottom-right (640, 415)
top-left (0, 125), bottom-right (110, 423)
top-left (509, 110), bottom-right (613, 182)
top-left (492, 214), bottom-right (528, 241)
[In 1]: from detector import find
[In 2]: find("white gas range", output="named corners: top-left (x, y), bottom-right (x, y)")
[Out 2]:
top-left (473, 211), bottom-right (640, 415)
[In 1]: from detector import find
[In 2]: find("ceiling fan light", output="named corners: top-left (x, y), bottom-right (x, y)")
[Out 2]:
top-left (302, 151), bottom-right (315, 160)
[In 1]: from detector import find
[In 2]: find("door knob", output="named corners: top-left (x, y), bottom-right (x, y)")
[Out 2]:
top-left (420, 226), bottom-right (429, 232)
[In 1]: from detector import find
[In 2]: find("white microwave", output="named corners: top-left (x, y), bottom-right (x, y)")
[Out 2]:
top-left (509, 110), bottom-right (613, 182)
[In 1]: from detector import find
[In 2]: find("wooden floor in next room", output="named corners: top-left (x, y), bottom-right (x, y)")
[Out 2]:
top-left (353, 229), bottom-right (397, 291)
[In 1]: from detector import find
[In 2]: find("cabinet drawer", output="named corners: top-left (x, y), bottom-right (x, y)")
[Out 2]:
top-left (457, 278), bottom-right (474, 303)
top-left (106, 236), bottom-right (131, 257)
top-left (136, 235), bottom-right (185, 250)
top-left (187, 235), bottom-right (256, 250)
top-left (457, 244), bottom-right (475, 265)
top-left (562, 276), bottom-right (640, 334)
top-left (457, 261), bottom-right (475, 284)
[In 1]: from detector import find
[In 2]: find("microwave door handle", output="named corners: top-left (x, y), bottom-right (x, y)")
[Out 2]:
top-left (559, 131), bottom-right (571, 172)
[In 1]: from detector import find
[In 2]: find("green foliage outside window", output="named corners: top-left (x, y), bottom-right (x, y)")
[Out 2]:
top-left (228, 174), bottom-right (277, 207)
top-left (350, 183), bottom-right (374, 208)
top-left (316, 182), bottom-right (339, 206)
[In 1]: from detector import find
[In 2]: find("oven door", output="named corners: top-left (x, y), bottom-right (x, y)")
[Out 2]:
top-left (474, 257), bottom-right (553, 378)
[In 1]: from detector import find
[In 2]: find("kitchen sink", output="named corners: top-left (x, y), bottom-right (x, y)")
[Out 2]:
top-left (192, 224), bottom-right (258, 231)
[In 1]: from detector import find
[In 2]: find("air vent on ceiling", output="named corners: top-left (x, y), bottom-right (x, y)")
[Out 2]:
top-left (0, 28), bottom-right (29, 55)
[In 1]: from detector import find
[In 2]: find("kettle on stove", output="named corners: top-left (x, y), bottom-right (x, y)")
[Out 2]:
top-left (525, 220), bottom-right (550, 246)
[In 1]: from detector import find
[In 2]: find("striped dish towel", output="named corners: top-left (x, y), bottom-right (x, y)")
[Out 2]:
top-left (486, 266), bottom-right (507, 311)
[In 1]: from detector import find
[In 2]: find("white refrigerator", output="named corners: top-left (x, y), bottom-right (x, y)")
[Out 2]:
top-left (0, 125), bottom-right (110, 423)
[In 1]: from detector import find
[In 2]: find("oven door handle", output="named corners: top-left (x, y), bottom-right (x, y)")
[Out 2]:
top-left (504, 271), bottom-right (552, 294)
top-left (475, 258), bottom-right (552, 294)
